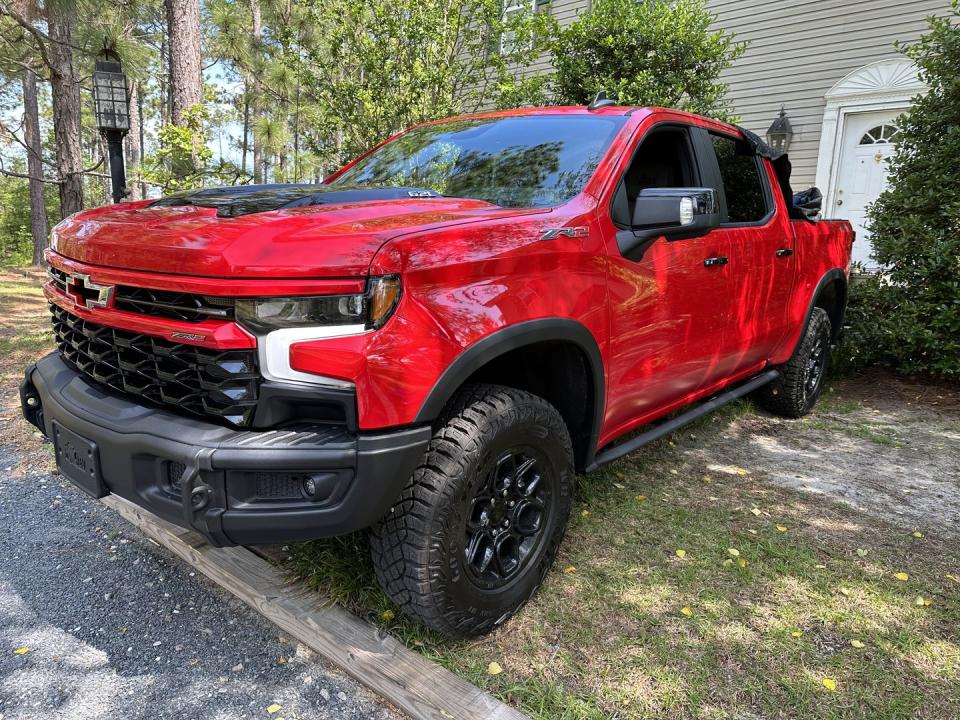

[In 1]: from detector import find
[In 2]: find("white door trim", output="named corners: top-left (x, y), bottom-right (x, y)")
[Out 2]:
top-left (814, 58), bottom-right (925, 214)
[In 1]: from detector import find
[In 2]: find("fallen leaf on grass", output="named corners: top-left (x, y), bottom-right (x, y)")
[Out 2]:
top-left (946, 574), bottom-right (959, 583)
top-left (895, 572), bottom-right (909, 582)
top-left (13, 648), bottom-right (28, 655)
top-left (675, 549), bottom-right (686, 558)
top-left (613, 483), bottom-right (625, 490)
top-left (791, 630), bottom-right (803, 638)
top-left (487, 661), bottom-right (503, 675)
top-left (615, 472), bottom-right (625, 479)
top-left (680, 607), bottom-right (693, 617)
top-left (562, 566), bottom-right (576, 574)
top-left (727, 548), bottom-right (740, 557)
top-left (850, 640), bottom-right (865, 648)
top-left (634, 495), bottom-right (647, 503)
top-left (915, 596), bottom-right (931, 606)
top-left (856, 549), bottom-right (868, 557)
top-left (747, 529), bottom-right (758, 535)
top-left (839, 587), bottom-right (851, 596)
top-left (912, 531), bottom-right (924, 539)
top-left (822, 678), bottom-right (837, 691)
top-left (776, 525), bottom-right (788, 532)
top-left (751, 508), bottom-right (762, 517)
top-left (581, 510), bottom-right (591, 517)
top-left (723, 559), bottom-right (734, 567)
top-left (267, 704), bottom-right (282, 715)
top-left (737, 558), bottom-right (747, 568)
top-left (381, 609), bottom-right (395, 622)
top-left (278, 655), bottom-right (286, 665)
top-left (735, 468), bottom-right (749, 477)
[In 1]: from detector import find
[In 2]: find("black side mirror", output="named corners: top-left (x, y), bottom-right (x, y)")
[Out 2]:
top-left (618, 187), bottom-right (720, 260)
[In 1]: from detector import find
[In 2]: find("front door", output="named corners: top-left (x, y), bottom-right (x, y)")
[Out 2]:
top-left (832, 111), bottom-right (901, 268)
top-left (601, 123), bottom-right (734, 440)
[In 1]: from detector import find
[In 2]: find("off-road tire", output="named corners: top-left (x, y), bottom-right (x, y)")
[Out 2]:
top-left (754, 307), bottom-right (832, 418)
top-left (370, 384), bottom-right (575, 638)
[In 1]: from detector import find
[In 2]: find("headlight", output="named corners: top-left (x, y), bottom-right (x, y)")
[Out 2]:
top-left (236, 276), bottom-right (401, 333)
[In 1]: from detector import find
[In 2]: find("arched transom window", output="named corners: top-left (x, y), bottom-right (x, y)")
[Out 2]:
top-left (859, 124), bottom-right (900, 145)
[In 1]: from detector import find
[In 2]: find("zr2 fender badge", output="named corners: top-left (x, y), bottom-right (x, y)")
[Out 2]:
top-left (540, 227), bottom-right (589, 240)
top-left (170, 331), bottom-right (208, 342)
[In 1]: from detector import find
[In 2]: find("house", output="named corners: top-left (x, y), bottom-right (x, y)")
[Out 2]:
top-left (516, 0), bottom-right (950, 267)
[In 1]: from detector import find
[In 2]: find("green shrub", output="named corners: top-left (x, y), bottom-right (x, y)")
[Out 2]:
top-left (836, 2), bottom-right (960, 378)
top-left (547, 0), bottom-right (746, 120)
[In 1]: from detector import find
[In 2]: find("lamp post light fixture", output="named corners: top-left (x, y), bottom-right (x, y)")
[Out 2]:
top-left (766, 105), bottom-right (793, 153)
top-left (92, 42), bottom-right (130, 203)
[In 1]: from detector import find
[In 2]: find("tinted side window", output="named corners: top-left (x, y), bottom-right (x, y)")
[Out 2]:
top-left (711, 134), bottom-right (769, 223)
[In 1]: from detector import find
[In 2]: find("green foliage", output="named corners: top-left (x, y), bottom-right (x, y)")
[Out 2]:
top-left (0, 176), bottom-right (56, 265)
top-left (548, 0), bottom-right (746, 119)
top-left (141, 105), bottom-right (243, 192)
top-left (304, 0), bottom-right (552, 168)
top-left (836, 2), bottom-right (960, 378)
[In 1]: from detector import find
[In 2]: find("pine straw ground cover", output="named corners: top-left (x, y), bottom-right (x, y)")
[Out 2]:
top-left (0, 268), bottom-right (55, 456)
top-left (288, 381), bottom-right (960, 720)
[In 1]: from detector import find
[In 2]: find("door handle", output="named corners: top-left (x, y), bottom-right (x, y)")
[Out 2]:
top-left (775, 248), bottom-right (794, 257)
top-left (703, 256), bottom-right (728, 267)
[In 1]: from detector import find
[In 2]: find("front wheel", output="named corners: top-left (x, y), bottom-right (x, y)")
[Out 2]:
top-left (754, 307), bottom-right (832, 418)
top-left (370, 384), bottom-right (574, 638)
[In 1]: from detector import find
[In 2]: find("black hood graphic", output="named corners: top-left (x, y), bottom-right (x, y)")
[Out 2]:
top-left (151, 184), bottom-right (442, 218)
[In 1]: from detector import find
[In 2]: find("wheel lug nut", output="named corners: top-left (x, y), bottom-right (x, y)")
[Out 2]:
top-left (502, 520), bottom-right (510, 528)
top-left (508, 500), bottom-right (515, 507)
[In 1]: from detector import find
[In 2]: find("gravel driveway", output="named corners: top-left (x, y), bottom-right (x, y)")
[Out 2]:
top-left (0, 444), bottom-right (400, 720)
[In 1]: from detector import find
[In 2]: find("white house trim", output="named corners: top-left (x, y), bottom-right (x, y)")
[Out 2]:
top-left (813, 58), bottom-right (926, 213)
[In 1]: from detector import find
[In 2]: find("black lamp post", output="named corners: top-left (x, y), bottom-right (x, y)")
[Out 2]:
top-left (92, 43), bottom-right (130, 203)
top-left (766, 106), bottom-right (793, 153)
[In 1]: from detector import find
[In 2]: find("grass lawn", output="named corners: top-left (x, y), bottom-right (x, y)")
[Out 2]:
top-left (288, 389), bottom-right (960, 719)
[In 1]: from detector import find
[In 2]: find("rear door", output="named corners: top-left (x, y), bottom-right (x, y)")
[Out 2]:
top-left (698, 130), bottom-right (797, 375)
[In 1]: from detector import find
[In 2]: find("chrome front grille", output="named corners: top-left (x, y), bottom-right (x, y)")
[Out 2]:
top-left (47, 266), bottom-right (235, 323)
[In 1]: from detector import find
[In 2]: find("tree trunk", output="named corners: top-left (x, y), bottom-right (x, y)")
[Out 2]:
top-left (166, 0), bottom-right (203, 125)
top-left (249, 0), bottom-right (264, 184)
top-left (46, 0), bottom-right (83, 217)
top-left (166, 0), bottom-right (203, 177)
top-left (241, 86), bottom-right (250, 179)
top-left (126, 79), bottom-right (143, 200)
top-left (22, 68), bottom-right (48, 265)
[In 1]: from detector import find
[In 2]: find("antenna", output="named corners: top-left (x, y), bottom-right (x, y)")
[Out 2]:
top-left (587, 91), bottom-right (616, 111)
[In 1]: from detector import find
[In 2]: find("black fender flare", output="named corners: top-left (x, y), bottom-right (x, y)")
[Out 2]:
top-left (414, 318), bottom-right (606, 468)
top-left (794, 268), bottom-right (848, 353)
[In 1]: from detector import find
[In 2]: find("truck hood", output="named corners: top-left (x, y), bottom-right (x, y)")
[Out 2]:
top-left (52, 185), bottom-right (545, 278)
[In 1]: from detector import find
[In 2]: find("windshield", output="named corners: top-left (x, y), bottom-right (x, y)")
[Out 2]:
top-left (329, 115), bottom-right (627, 208)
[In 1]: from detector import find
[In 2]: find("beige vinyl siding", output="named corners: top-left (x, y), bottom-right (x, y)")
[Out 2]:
top-left (518, 0), bottom-right (591, 79)
top-left (706, 0), bottom-right (949, 188)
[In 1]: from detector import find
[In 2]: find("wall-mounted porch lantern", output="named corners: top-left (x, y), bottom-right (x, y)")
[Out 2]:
top-left (766, 106), bottom-right (793, 153)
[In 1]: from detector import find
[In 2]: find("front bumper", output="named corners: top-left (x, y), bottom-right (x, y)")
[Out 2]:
top-left (22, 353), bottom-right (432, 546)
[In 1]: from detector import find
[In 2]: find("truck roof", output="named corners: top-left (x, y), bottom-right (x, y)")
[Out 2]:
top-left (408, 104), bottom-right (742, 137)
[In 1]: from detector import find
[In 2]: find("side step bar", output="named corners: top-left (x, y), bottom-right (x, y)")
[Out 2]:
top-left (586, 369), bottom-right (780, 472)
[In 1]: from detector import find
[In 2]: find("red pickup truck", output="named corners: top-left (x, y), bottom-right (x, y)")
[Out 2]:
top-left (22, 105), bottom-right (853, 637)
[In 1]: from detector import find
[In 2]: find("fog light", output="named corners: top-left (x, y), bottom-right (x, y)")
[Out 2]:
top-left (26, 396), bottom-right (39, 407)
top-left (303, 476), bottom-right (318, 497)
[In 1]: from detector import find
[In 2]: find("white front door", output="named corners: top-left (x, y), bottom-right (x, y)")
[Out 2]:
top-left (832, 110), bottom-right (901, 268)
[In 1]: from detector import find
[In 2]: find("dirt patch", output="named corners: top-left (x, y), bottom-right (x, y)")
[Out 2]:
top-left (687, 373), bottom-right (960, 538)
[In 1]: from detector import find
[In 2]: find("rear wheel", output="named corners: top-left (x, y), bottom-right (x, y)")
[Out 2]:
top-left (754, 307), bottom-right (832, 418)
top-left (370, 384), bottom-right (574, 638)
